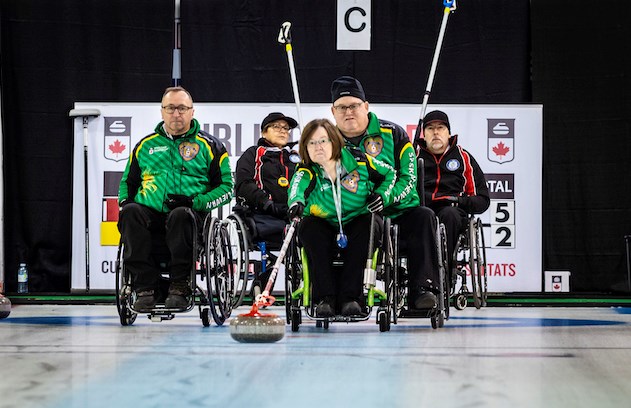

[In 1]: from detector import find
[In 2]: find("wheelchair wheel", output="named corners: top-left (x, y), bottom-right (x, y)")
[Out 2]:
top-left (476, 218), bottom-right (489, 307)
top-left (390, 223), bottom-right (406, 321)
top-left (377, 309), bottom-right (391, 332)
top-left (437, 223), bottom-right (450, 322)
top-left (454, 294), bottom-right (468, 310)
top-left (382, 218), bottom-right (398, 326)
top-left (115, 243), bottom-right (137, 326)
top-left (468, 218), bottom-right (483, 309)
top-left (285, 233), bottom-right (303, 331)
top-left (224, 214), bottom-right (250, 308)
top-left (205, 218), bottom-right (235, 325)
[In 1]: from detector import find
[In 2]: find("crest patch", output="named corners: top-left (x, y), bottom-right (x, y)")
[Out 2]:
top-left (446, 159), bottom-right (461, 171)
top-left (341, 170), bottom-right (360, 193)
top-left (363, 136), bottom-right (383, 157)
top-left (179, 141), bottom-right (200, 161)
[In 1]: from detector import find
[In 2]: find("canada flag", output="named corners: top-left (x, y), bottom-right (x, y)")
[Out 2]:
top-left (487, 119), bottom-right (515, 164)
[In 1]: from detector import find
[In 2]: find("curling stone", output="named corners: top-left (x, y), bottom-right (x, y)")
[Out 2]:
top-left (0, 295), bottom-right (11, 319)
top-left (230, 310), bottom-right (285, 343)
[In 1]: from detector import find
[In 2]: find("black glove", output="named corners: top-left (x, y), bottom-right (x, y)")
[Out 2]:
top-left (366, 193), bottom-right (384, 213)
top-left (444, 196), bottom-right (459, 204)
top-left (263, 200), bottom-right (288, 218)
top-left (287, 202), bottom-right (305, 219)
top-left (165, 194), bottom-right (193, 210)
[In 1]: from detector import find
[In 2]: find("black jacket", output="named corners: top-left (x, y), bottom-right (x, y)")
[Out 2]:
top-left (235, 138), bottom-right (298, 213)
top-left (416, 134), bottom-right (490, 214)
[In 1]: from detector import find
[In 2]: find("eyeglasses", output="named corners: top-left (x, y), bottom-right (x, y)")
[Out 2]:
top-left (307, 138), bottom-right (331, 147)
top-left (162, 105), bottom-right (193, 114)
top-left (268, 124), bottom-right (291, 132)
top-left (333, 103), bottom-right (363, 113)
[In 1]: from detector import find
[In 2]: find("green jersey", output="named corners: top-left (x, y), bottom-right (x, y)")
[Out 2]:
top-left (288, 148), bottom-right (395, 225)
top-left (342, 112), bottom-right (420, 216)
top-left (119, 118), bottom-right (233, 213)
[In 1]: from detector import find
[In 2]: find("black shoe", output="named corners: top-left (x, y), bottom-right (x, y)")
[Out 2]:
top-left (165, 281), bottom-right (191, 309)
top-left (412, 291), bottom-right (437, 310)
top-left (340, 300), bottom-right (362, 316)
top-left (133, 290), bottom-right (157, 311)
top-left (315, 300), bottom-right (335, 317)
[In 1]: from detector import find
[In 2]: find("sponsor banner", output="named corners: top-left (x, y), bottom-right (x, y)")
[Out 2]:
top-left (72, 103), bottom-right (542, 292)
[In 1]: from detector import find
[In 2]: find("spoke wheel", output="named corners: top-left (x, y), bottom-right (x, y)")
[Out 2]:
top-left (468, 218), bottom-right (482, 309)
top-left (115, 243), bottom-right (137, 326)
top-left (205, 218), bottom-right (231, 325)
top-left (224, 215), bottom-right (249, 308)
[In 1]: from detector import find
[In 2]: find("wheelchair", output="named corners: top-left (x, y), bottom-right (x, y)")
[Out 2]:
top-left (390, 215), bottom-right (450, 329)
top-left (224, 205), bottom-right (287, 306)
top-left (285, 216), bottom-right (397, 333)
top-left (451, 215), bottom-right (488, 310)
top-left (115, 208), bottom-right (243, 327)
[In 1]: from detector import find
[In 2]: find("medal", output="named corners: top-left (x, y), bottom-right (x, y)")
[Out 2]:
top-left (336, 233), bottom-right (348, 249)
top-left (277, 176), bottom-right (289, 187)
top-left (330, 162), bottom-right (348, 249)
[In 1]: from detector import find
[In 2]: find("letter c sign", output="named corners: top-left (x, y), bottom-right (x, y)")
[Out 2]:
top-left (337, 0), bottom-right (371, 50)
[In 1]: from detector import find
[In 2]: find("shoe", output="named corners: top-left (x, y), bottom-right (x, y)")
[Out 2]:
top-left (133, 290), bottom-right (157, 311)
top-left (411, 291), bottom-right (437, 310)
top-left (315, 299), bottom-right (335, 317)
top-left (165, 280), bottom-right (192, 309)
top-left (340, 300), bottom-right (362, 316)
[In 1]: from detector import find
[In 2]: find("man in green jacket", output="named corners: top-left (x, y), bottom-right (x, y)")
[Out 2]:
top-left (330, 76), bottom-right (440, 310)
top-left (118, 86), bottom-right (233, 311)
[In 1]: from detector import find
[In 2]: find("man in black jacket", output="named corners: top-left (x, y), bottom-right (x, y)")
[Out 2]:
top-left (415, 110), bottom-right (490, 265)
top-left (235, 112), bottom-right (299, 291)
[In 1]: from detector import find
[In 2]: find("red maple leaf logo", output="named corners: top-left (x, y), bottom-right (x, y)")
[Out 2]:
top-left (109, 139), bottom-right (126, 155)
top-left (492, 141), bottom-right (510, 158)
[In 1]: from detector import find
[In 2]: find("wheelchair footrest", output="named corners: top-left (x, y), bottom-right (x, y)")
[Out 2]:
top-left (400, 308), bottom-right (438, 318)
top-left (149, 313), bottom-right (175, 322)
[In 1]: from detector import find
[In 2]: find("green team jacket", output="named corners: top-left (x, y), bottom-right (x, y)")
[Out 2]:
top-left (287, 147), bottom-right (396, 225)
top-left (118, 118), bottom-right (233, 213)
top-left (342, 112), bottom-right (420, 216)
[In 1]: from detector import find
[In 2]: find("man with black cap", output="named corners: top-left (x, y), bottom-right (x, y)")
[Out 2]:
top-left (415, 110), bottom-right (490, 268)
top-left (330, 75), bottom-right (440, 310)
top-left (235, 112), bottom-right (299, 291)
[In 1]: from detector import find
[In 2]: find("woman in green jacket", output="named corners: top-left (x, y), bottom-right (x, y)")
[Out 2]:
top-left (287, 119), bottom-right (395, 317)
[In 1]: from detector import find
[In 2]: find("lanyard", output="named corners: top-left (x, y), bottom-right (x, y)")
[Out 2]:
top-left (328, 162), bottom-right (347, 248)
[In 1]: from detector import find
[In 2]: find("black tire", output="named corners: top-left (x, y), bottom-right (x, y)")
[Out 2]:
top-left (476, 218), bottom-right (489, 307)
top-left (382, 218), bottom-right (397, 326)
top-left (115, 242), bottom-right (137, 326)
top-left (455, 294), bottom-right (467, 310)
top-left (378, 310), bottom-right (390, 332)
top-left (201, 308), bottom-right (210, 327)
top-left (205, 218), bottom-right (230, 325)
top-left (468, 219), bottom-right (482, 309)
top-left (291, 309), bottom-right (301, 332)
top-left (224, 215), bottom-right (249, 308)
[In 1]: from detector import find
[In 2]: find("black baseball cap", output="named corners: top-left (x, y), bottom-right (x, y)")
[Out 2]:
top-left (423, 110), bottom-right (451, 132)
top-left (261, 112), bottom-right (298, 131)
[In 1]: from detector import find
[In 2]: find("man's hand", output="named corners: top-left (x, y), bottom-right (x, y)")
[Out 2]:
top-left (263, 200), bottom-right (289, 218)
top-left (165, 194), bottom-right (193, 210)
top-left (287, 202), bottom-right (305, 219)
top-left (366, 193), bottom-right (384, 213)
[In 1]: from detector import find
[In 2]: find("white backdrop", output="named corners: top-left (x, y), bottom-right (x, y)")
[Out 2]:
top-left (71, 102), bottom-right (542, 293)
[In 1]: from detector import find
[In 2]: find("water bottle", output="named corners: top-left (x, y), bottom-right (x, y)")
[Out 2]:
top-left (17, 263), bottom-right (28, 294)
